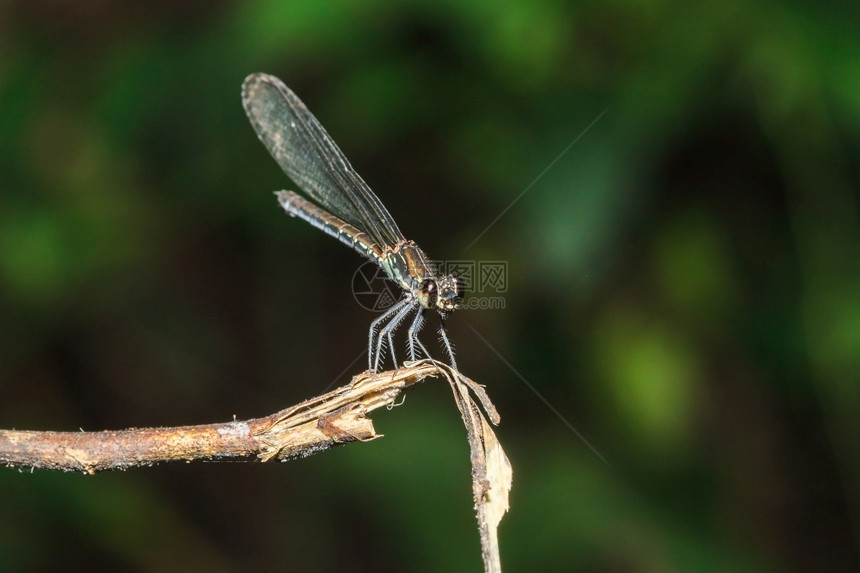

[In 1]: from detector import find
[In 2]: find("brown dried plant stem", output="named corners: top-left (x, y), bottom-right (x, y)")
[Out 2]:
top-left (0, 362), bottom-right (443, 474)
top-left (0, 360), bottom-right (511, 573)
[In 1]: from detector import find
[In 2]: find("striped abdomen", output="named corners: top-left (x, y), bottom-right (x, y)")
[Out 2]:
top-left (276, 190), bottom-right (394, 279)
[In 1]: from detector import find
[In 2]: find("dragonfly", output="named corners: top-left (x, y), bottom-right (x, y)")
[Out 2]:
top-left (241, 73), bottom-right (464, 373)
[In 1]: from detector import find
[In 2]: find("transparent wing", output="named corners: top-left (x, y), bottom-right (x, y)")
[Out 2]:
top-left (242, 73), bottom-right (405, 247)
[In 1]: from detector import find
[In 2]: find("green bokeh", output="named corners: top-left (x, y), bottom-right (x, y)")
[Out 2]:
top-left (1, 1), bottom-right (858, 571)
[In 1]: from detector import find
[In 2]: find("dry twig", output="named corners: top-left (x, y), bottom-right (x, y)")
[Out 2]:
top-left (0, 359), bottom-right (512, 572)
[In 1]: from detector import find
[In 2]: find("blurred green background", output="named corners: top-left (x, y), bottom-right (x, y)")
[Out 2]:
top-left (1, 1), bottom-right (859, 571)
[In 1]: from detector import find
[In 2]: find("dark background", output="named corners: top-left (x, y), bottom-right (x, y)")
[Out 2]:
top-left (1, 2), bottom-right (859, 571)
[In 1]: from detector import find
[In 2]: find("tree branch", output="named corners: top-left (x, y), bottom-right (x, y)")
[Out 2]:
top-left (1, 359), bottom-right (512, 573)
top-left (0, 361), bottom-right (444, 474)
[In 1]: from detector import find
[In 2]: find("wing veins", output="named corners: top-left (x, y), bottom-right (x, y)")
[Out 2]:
top-left (242, 73), bottom-right (404, 247)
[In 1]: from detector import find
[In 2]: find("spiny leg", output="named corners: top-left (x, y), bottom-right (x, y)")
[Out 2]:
top-left (372, 307), bottom-right (400, 372)
top-left (386, 304), bottom-right (418, 370)
top-left (405, 313), bottom-right (448, 374)
top-left (375, 301), bottom-right (416, 371)
top-left (368, 298), bottom-right (409, 371)
top-left (370, 298), bottom-right (411, 371)
top-left (407, 309), bottom-right (426, 362)
top-left (368, 301), bottom-right (401, 371)
top-left (409, 320), bottom-right (435, 367)
top-left (438, 317), bottom-right (459, 372)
